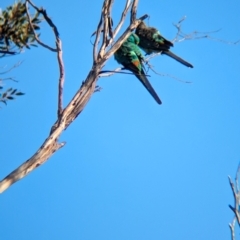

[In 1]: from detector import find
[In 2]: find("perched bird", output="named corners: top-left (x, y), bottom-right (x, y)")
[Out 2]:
top-left (114, 33), bottom-right (162, 104)
top-left (135, 21), bottom-right (193, 68)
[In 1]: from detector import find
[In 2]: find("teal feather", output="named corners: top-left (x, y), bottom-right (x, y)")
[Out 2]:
top-left (114, 33), bottom-right (162, 105)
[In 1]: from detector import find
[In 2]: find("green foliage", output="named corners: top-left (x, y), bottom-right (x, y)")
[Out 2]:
top-left (0, 1), bottom-right (42, 106)
top-left (0, 1), bottom-right (42, 56)
top-left (0, 86), bottom-right (24, 105)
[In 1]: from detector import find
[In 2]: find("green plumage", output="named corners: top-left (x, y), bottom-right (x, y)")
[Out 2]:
top-left (114, 33), bottom-right (162, 105)
top-left (135, 21), bottom-right (194, 68)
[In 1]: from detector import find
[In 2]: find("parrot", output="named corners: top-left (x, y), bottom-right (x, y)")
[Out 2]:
top-left (135, 21), bottom-right (193, 68)
top-left (114, 33), bottom-right (162, 105)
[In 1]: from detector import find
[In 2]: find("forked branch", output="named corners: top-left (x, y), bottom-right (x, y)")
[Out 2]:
top-left (0, 0), bottom-right (146, 193)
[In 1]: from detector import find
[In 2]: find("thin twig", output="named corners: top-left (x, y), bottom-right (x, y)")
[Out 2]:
top-left (99, 68), bottom-right (150, 78)
top-left (229, 217), bottom-right (236, 240)
top-left (0, 77), bottom-right (18, 82)
top-left (171, 16), bottom-right (187, 43)
top-left (56, 39), bottom-right (64, 117)
top-left (144, 52), bottom-right (162, 62)
top-left (228, 175), bottom-right (240, 224)
top-left (98, 0), bottom-right (112, 59)
top-left (145, 61), bottom-right (192, 84)
top-left (112, 0), bottom-right (131, 40)
top-left (235, 164), bottom-right (240, 192)
top-left (196, 35), bottom-right (240, 45)
top-left (106, 0), bottom-right (114, 42)
top-left (228, 165), bottom-right (240, 240)
top-left (99, 67), bottom-right (122, 77)
top-left (26, 0), bottom-right (65, 117)
top-left (27, 0), bottom-right (60, 38)
top-left (25, 1), bottom-right (57, 52)
top-left (93, 2), bottom-right (104, 62)
top-left (0, 61), bottom-right (23, 75)
top-left (172, 17), bottom-right (240, 45)
top-left (94, 86), bottom-right (102, 92)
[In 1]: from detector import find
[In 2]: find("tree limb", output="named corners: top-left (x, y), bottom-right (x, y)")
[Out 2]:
top-left (0, 0), bottom-right (147, 193)
top-left (25, 0), bottom-right (65, 117)
top-left (228, 165), bottom-right (240, 240)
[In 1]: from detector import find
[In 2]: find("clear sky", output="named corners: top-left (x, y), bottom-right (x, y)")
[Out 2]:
top-left (1, 0), bottom-right (240, 239)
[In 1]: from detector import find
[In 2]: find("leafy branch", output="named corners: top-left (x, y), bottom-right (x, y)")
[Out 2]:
top-left (0, 0), bottom-right (42, 56)
top-left (0, 87), bottom-right (24, 105)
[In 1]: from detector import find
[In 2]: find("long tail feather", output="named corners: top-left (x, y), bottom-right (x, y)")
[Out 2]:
top-left (135, 73), bottom-right (162, 105)
top-left (163, 50), bottom-right (194, 68)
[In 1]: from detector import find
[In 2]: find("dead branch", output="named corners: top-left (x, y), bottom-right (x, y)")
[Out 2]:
top-left (25, 1), bottom-right (57, 52)
top-left (228, 165), bottom-right (240, 240)
top-left (0, 77), bottom-right (17, 82)
top-left (98, 0), bottom-right (114, 58)
top-left (130, 0), bottom-right (138, 24)
top-left (112, 0), bottom-right (131, 39)
top-left (99, 67), bottom-right (123, 77)
top-left (145, 61), bottom-right (192, 84)
top-left (0, 0), bottom-right (147, 193)
top-left (25, 0), bottom-right (64, 117)
top-left (93, 11), bottom-right (103, 62)
top-left (0, 62), bottom-right (22, 86)
top-left (172, 16), bottom-right (240, 45)
top-left (229, 217), bottom-right (236, 240)
top-left (0, 61), bottom-right (23, 75)
top-left (228, 176), bottom-right (240, 223)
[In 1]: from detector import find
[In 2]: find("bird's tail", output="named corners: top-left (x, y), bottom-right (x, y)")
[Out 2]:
top-left (136, 72), bottom-right (162, 105)
top-left (163, 50), bottom-right (193, 68)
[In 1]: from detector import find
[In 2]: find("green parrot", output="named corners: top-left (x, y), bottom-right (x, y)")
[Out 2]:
top-left (135, 21), bottom-right (193, 68)
top-left (114, 33), bottom-right (162, 105)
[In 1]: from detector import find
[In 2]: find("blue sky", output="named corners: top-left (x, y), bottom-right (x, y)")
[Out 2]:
top-left (1, 0), bottom-right (240, 239)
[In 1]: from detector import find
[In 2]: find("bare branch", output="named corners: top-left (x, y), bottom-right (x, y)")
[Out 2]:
top-left (145, 61), bottom-right (192, 84)
top-left (93, 3), bottom-right (104, 62)
top-left (130, 0), bottom-right (138, 24)
top-left (112, 0), bottom-right (131, 39)
top-left (25, 1), bottom-right (57, 52)
top-left (0, 0), bottom-right (147, 193)
top-left (235, 165), bottom-right (240, 192)
top-left (144, 52), bottom-right (162, 62)
top-left (0, 77), bottom-right (18, 82)
top-left (99, 68), bottom-right (147, 78)
top-left (27, 0), bottom-right (60, 38)
top-left (99, 67), bottom-right (122, 77)
top-left (57, 39), bottom-right (64, 117)
top-left (171, 16), bottom-right (187, 43)
top-left (197, 35), bottom-right (240, 45)
top-left (98, 0), bottom-right (114, 59)
top-left (26, 0), bottom-right (65, 117)
top-left (228, 166), bottom-right (240, 240)
top-left (0, 66), bottom-right (99, 193)
top-left (228, 170), bottom-right (240, 226)
top-left (172, 16), bottom-right (240, 45)
top-left (229, 217), bottom-right (236, 240)
top-left (0, 61), bottom-right (23, 75)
